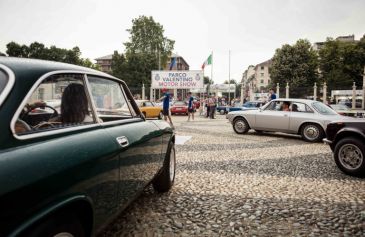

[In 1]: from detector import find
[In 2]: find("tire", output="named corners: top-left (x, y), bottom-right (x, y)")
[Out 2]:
top-left (220, 110), bottom-right (225, 115)
top-left (233, 117), bottom-right (249, 134)
top-left (21, 212), bottom-right (85, 237)
top-left (300, 123), bottom-right (324, 142)
top-left (334, 137), bottom-right (365, 177)
top-left (153, 141), bottom-right (176, 192)
top-left (158, 111), bottom-right (163, 120)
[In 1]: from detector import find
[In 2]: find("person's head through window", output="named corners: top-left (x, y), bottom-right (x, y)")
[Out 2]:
top-left (61, 83), bottom-right (91, 123)
top-left (282, 101), bottom-right (290, 111)
top-left (291, 103), bottom-right (298, 111)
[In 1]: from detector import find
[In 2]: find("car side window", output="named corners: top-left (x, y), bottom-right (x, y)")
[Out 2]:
top-left (14, 74), bottom-right (96, 136)
top-left (145, 101), bottom-right (153, 107)
top-left (265, 101), bottom-right (280, 111)
top-left (87, 76), bottom-right (135, 122)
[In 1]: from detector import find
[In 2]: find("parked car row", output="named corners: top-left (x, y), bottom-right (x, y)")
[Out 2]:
top-left (0, 58), bottom-right (176, 237)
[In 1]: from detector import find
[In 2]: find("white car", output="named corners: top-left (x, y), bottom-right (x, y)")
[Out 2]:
top-left (226, 98), bottom-right (356, 142)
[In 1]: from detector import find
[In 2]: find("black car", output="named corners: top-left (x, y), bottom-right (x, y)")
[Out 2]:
top-left (324, 121), bottom-right (365, 177)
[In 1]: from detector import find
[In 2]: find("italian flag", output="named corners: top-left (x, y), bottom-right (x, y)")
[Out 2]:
top-left (201, 54), bottom-right (212, 69)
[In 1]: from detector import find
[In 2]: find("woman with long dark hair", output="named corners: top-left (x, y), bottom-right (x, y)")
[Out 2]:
top-left (61, 83), bottom-right (93, 123)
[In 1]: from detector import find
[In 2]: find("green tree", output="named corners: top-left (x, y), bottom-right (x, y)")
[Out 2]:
top-left (5, 41), bottom-right (99, 70)
top-left (319, 37), bottom-right (365, 90)
top-left (270, 39), bottom-right (318, 97)
top-left (116, 15), bottom-right (175, 91)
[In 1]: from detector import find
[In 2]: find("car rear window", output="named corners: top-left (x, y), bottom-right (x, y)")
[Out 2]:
top-left (0, 69), bottom-right (8, 94)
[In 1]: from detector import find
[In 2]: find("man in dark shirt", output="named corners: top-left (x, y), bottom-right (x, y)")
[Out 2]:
top-left (187, 92), bottom-right (194, 121)
top-left (269, 88), bottom-right (277, 101)
top-left (159, 89), bottom-right (173, 127)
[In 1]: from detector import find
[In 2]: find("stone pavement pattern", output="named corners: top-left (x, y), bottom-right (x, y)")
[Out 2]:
top-left (99, 115), bottom-right (365, 237)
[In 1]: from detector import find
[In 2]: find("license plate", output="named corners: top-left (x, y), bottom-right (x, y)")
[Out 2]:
top-left (176, 108), bottom-right (182, 110)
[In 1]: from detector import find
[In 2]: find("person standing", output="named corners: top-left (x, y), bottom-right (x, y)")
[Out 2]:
top-left (269, 88), bottom-right (277, 101)
top-left (209, 95), bottom-right (216, 119)
top-left (158, 89), bottom-right (174, 127)
top-left (205, 96), bottom-right (210, 118)
top-left (187, 92), bottom-right (195, 121)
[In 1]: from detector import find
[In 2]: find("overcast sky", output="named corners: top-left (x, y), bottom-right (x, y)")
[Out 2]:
top-left (1, 0), bottom-right (364, 83)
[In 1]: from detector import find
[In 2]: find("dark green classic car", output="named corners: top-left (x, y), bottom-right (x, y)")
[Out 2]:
top-left (0, 57), bottom-right (176, 237)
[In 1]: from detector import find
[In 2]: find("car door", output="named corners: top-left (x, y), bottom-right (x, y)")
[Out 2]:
top-left (86, 75), bottom-right (164, 210)
top-left (255, 101), bottom-right (290, 131)
top-left (289, 102), bottom-right (316, 132)
top-left (5, 73), bottom-right (121, 231)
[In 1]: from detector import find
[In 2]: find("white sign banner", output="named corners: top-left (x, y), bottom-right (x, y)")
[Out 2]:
top-left (151, 70), bottom-right (204, 89)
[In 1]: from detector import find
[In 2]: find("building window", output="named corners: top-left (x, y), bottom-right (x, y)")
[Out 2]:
top-left (260, 80), bottom-right (264, 84)
top-left (260, 73), bottom-right (264, 77)
top-left (261, 66), bottom-right (264, 70)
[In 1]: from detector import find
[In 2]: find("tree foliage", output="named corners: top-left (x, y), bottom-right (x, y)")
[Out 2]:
top-left (5, 41), bottom-right (99, 70)
top-left (318, 37), bottom-right (365, 90)
top-left (270, 39), bottom-right (319, 89)
top-left (111, 16), bottom-right (175, 90)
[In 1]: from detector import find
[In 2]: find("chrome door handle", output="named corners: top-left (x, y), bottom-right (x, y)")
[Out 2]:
top-left (283, 114), bottom-right (288, 117)
top-left (116, 136), bottom-right (129, 148)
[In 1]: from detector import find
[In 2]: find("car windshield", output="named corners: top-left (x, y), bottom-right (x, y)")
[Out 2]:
top-left (331, 104), bottom-right (350, 111)
top-left (0, 69), bottom-right (8, 95)
top-left (312, 102), bottom-right (337, 115)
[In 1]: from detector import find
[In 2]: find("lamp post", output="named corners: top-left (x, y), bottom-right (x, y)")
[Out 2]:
top-left (313, 83), bottom-right (317, 101)
top-left (352, 81), bottom-right (356, 109)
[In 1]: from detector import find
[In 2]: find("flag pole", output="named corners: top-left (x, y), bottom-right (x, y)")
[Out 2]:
top-left (211, 51), bottom-right (213, 95)
top-left (229, 50), bottom-right (231, 105)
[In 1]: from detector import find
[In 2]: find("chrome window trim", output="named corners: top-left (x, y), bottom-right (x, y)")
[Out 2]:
top-left (84, 74), bottom-right (100, 124)
top-left (0, 64), bottom-right (15, 107)
top-left (11, 70), bottom-right (119, 140)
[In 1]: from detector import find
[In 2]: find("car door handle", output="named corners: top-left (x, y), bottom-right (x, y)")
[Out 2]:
top-left (116, 136), bottom-right (129, 148)
top-left (283, 114), bottom-right (288, 117)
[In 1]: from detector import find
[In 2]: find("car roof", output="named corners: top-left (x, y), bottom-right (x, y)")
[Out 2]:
top-left (0, 57), bottom-right (113, 82)
top-left (271, 98), bottom-right (317, 103)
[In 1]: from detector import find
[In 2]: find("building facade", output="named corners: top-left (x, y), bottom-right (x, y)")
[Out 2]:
top-left (164, 53), bottom-right (189, 70)
top-left (313, 34), bottom-right (358, 50)
top-left (95, 54), bottom-right (113, 73)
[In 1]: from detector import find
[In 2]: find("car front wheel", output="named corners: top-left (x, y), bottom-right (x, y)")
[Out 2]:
top-left (334, 137), bottom-right (365, 177)
top-left (153, 141), bottom-right (176, 192)
top-left (233, 118), bottom-right (249, 134)
top-left (300, 123), bottom-right (324, 142)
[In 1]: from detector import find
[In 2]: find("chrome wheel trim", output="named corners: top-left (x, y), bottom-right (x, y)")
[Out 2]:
top-left (338, 144), bottom-right (363, 170)
top-left (54, 233), bottom-right (74, 237)
top-left (304, 125), bottom-right (319, 140)
top-left (169, 146), bottom-right (176, 182)
top-left (234, 120), bottom-right (246, 133)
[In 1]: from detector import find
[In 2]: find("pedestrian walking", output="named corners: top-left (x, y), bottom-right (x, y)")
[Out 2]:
top-left (269, 88), bottom-right (277, 101)
top-left (158, 89), bottom-right (174, 127)
top-left (209, 95), bottom-right (216, 119)
top-left (187, 92), bottom-right (194, 121)
top-left (205, 96), bottom-right (210, 118)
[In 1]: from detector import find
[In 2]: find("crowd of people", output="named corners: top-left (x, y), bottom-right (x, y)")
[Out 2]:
top-left (156, 88), bottom-right (278, 127)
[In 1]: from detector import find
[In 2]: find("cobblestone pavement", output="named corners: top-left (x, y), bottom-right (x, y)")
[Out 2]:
top-left (99, 115), bottom-right (365, 237)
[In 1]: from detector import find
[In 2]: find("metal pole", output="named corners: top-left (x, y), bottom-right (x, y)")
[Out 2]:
top-left (362, 66), bottom-right (365, 109)
top-left (240, 82), bottom-right (244, 105)
top-left (286, 82), bottom-right (289, 99)
top-left (352, 82), bottom-right (356, 109)
top-left (276, 83), bottom-right (280, 99)
top-left (228, 50), bottom-right (231, 105)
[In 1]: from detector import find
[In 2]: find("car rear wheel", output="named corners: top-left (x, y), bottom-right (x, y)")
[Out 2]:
top-left (158, 111), bottom-right (163, 119)
top-left (233, 118), bottom-right (249, 134)
top-left (334, 137), bottom-right (365, 177)
top-left (21, 212), bottom-right (85, 237)
top-left (300, 123), bottom-right (324, 142)
top-left (153, 141), bottom-right (176, 192)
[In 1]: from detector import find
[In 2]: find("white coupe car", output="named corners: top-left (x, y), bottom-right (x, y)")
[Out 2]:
top-left (226, 99), bottom-right (355, 142)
